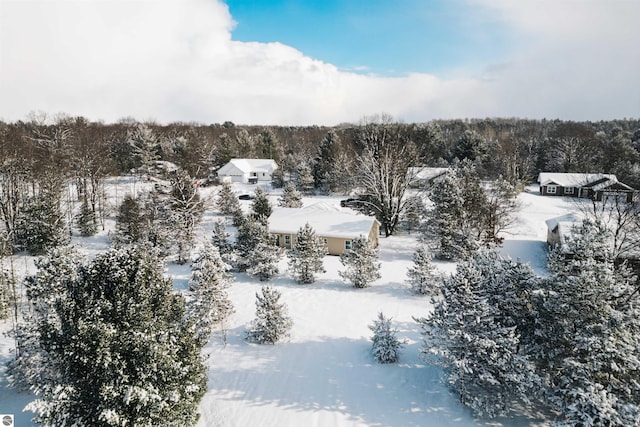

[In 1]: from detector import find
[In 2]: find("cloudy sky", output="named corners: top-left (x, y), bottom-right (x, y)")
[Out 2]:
top-left (0, 0), bottom-right (638, 125)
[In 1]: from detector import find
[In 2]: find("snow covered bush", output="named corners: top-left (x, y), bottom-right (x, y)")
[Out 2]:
top-left (246, 286), bottom-right (293, 344)
top-left (14, 246), bottom-right (207, 426)
top-left (369, 312), bottom-right (404, 363)
top-left (339, 236), bottom-right (381, 288)
top-left (288, 222), bottom-right (326, 284)
top-left (406, 245), bottom-right (440, 295)
top-left (188, 243), bottom-right (234, 345)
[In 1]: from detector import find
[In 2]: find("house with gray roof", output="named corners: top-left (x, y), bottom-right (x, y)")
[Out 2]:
top-left (538, 172), bottom-right (635, 203)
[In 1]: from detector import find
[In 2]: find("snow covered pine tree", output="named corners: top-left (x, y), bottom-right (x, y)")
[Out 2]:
top-left (339, 236), bottom-right (381, 288)
top-left (288, 222), bottom-right (326, 284)
top-left (246, 286), bottom-right (293, 344)
top-left (188, 243), bottom-right (234, 345)
top-left (17, 246), bottom-right (207, 426)
top-left (369, 312), bottom-right (405, 363)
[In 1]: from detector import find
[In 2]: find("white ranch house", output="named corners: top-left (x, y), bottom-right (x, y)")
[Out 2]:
top-left (217, 159), bottom-right (278, 184)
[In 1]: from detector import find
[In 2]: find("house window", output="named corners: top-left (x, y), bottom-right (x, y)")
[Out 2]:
top-left (345, 240), bottom-right (352, 250)
top-left (284, 235), bottom-right (291, 247)
top-left (274, 235), bottom-right (280, 246)
top-left (546, 185), bottom-right (557, 194)
top-left (564, 187), bottom-right (574, 194)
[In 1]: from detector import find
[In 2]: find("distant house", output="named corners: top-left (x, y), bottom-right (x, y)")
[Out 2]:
top-left (538, 172), bottom-right (635, 203)
top-left (269, 203), bottom-right (380, 256)
top-left (545, 213), bottom-right (640, 268)
top-left (217, 159), bottom-right (278, 184)
top-left (407, 167), bottom-right (450, 188)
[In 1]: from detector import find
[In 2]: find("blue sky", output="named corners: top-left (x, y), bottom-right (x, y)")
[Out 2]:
top-left (0, 0), bottom-right (638, 125)
top-left (226, 0), bottom-right (512, 76)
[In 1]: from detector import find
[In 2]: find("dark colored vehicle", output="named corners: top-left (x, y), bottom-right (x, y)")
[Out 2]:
top-left (238, 194), bottom-right (254, 200)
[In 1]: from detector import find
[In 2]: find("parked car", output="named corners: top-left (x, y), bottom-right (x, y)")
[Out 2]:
top-left (238, 194), bottom-right (254, 200)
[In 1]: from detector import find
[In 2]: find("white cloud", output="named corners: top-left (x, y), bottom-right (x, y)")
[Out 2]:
top-left (0, 0), bottom-right (638, 125)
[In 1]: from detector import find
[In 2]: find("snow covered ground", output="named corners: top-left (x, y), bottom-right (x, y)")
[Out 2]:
top-left (0, 180), bottom-right (576, 426)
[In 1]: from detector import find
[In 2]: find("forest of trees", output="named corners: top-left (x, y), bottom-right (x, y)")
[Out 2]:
top-left (1, 114), bottom-right (638, 245)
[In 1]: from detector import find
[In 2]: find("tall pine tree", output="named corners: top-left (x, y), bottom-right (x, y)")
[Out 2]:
top-left (288, 223), bottom-right (326, 284)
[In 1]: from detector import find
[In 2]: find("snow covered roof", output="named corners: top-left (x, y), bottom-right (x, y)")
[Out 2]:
top-left (269, 202), bottom-right (379, 239)
top-left (219, 158), bottom-right (278, 174)
top-left (408, 167), bottom-right (450, 181)
top-left (545, 213), bottom-right (582, 233)
top-left (537, 172), bottom-right (618, 188)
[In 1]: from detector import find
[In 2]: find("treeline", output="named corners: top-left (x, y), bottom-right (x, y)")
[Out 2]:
top-left (1, 116), bottom-right (639, 186)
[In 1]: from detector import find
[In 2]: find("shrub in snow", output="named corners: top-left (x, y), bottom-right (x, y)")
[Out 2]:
top-left (406, 245), bottom-right (440, 295)
top-left (13, 246), bottom-right (207, 426)
top-left (288, 223), bottom-right (326, 284)
top-left (246, 286), bottom-right (293, 344)
top-left (339, 236), bottom-right (381, 288)
top-left (278, 181), bottom-right (303, 208)
top-left (188, 243), bottom-right (234, 345)
top-left (369, 312), bottom-right (404, 363)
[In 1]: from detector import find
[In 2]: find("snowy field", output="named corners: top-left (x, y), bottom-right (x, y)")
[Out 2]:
top-left (0, 180), bottom-right (578, 426)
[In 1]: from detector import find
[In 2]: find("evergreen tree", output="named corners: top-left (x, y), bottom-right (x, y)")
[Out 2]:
top-left (246, 241), bottom-right (281, 281)
top-left (211, 218), bottom-right (235, 266)
top-left (416, 249), bottom-right (540, 418)
top-left (406, 245), bottom-right (440, 295)
top-left (235, 216), bottom-right (271, 272)
top-left (139, 189), bottom-right (172, 257)
top-left (188, 243), bottom-right (234, 345)
top-left (216, 180), bottom-right (241, 216)
top-left (0, 271), bottom-right (10, 320)
top-left (169, 169), bottom-right (205, 264)
top-left (313, 130), bottom-right (340, 192)
top-left (246, 286), bottom-right (293, 344)
top-left (295, 162), bottom-right (315, 195)
top-left (533, 219), bottom-right (640, 426)
top-left (75, 197), bottom-right (97, 237)
top-left (427, 165), bottom-right (480, 260)
top-left (250, 186), bottom-right (272, 223)
top-left (17, 246), bottom-right (207, 426)
top-left (369, 312), bottom-right (405, 364)
top-left (278, 181), bottom-right (303, 208)
top-left (113, 193), bottom-right (144, 245)
top-left (288, 223), bottom-right (326, 284)
top-left (15, 188), bottom-right (69, 255)
top-left (339, 237), bottom-right (381, 288)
